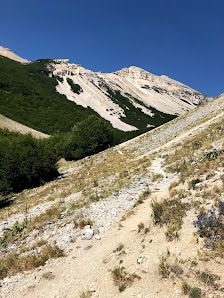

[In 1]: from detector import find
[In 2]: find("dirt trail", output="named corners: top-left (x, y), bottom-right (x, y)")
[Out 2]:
top-left (18, 189), bottom-right (199, 298)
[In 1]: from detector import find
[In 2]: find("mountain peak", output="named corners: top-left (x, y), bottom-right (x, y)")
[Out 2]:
top-left (0, 46), bottom-right (29, 63)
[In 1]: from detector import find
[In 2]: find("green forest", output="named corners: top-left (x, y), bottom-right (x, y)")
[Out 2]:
top-left (0, 115), bottom-right (115, 195)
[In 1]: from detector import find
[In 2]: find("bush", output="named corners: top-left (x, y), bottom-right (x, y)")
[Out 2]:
top-left (151, 198), bottom-right (189, 240)
top-left (63, 115), bottom-right (114, 160)
top-left (111, 266), bottom-right (141, 292)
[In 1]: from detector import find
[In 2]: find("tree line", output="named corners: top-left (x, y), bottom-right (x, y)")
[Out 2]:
top-left (0, 115), bottom-right (114, 196)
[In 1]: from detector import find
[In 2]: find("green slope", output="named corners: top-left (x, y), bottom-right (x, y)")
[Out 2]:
top-left (0, 57), bottom-right (100, 134)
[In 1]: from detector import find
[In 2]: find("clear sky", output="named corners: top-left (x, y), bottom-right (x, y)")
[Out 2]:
top-left (1, 0), bottom-right (223, 97)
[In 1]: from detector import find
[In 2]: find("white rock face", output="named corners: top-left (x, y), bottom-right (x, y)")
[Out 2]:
top-left (0, 46), bottom-right (29, 63)
top-left (47, 60), bottom-right (211, 131)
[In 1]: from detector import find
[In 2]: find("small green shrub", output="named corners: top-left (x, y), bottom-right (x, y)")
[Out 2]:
top-left (190, 178), bottom-right (201, 189)
top-left (196, 270), bottom-right (220, 288)
top-left (111, 266), bottom-right (141, 292)
top-left (182, 282), bottom-right (202, 298)
top-left (159, 255), bottom-right (170, 278)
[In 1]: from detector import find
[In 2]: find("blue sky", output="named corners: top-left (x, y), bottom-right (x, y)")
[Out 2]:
top-left (1, 0), bottom-right (223, 97)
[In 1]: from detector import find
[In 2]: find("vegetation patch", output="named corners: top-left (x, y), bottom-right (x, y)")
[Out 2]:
top-left (111, 266), bottom-right (141, 292)
top-left (0, 244), bottom-right (64, 279)
top-left (0, 128), bottom-right (59, 195)
top-left (196, 270), bottom-right (220, 289)
top-left (152, 198), bottom-right (190, 241)
top-left (193, 202), bottom-right (224, 257)
top-left (182, 282), bottom-right (202, 298)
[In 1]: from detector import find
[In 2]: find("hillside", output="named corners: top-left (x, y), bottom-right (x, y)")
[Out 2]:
top-left (0, 114), bottom-right (48, 138)
top-left (0, 46), bottom-right (211, 140)
top-left (0, 94), bottom-right (223, 297)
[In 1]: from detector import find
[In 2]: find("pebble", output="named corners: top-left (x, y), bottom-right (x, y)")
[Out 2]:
top-left (83, 245), bottom-right (93, 250)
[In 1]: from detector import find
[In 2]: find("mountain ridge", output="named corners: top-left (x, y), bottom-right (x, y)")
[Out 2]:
top-left (0, 46), bottom-right (211, 134)
top-left (48, 59), bottom-right (211, 131)
top-left (0, 46), bottom-right (29, 63)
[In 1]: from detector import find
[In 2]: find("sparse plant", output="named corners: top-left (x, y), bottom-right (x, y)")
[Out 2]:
top-left (111, 266), bottom-right (141, 292)
top-left (137, 222), bottom-right (145, 232)
top-left (169, 180), bottom-right (179, 190)
top-left (151, 173), bottom-right (163, 182)
top-left (182, 282), bottom-right (202, 298)
top-left (196, 270), bottom-right (220, 289)
top-left (142, 188), bottom-right (151, 197)
top-left (42, 271), bottom-right (55, 280)
top-left (203, 149), bottom-right (220, 161)
top-left (152, 198), bottom-right (189, 241)
top-left (79, 290), bottom-right (92, 298)
top-left (121, 210), bottom-right (134, 221)
top-left (170, 263), bottom-right (183, 276)
top-left (0, 245), bottom-right (64, 279)
top-left (133, 198), bottom-right (144, 207)
top-left (159, 254), bottom-right (170, 278)
top-left (113, 243), bottom-right (124, 253)
top-left (73, 218), bottom-right (93, 229)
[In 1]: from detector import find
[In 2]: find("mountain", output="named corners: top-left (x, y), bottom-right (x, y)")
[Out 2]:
top-left (0, 46), bottom-right (211, 138)
top-left (48, 59), bottom-right (211, 131)
top-left (0, 46), bottom-right (29, 63)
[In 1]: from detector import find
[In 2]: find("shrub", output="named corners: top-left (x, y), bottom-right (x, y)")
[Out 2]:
top-left (0, 221), bottom-right (28, 248)
top-left (182, 282), bottom-right (202, 298)
top-left (152, 198), bottom-right (189, 241)
top-left (190, 178), bottom-right (201, 189)
top-left (196, 270), bottom-right (220, 289)
top-left (63, 115), bottom-right (114, 161)
top-left (111, 266), bottom-right (141, 292)
top-left (193, 202), bottom-right (224, 239)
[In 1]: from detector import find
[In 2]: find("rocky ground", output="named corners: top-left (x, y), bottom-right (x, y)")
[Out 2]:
top-left (0, 95), bottom-right (224, 297)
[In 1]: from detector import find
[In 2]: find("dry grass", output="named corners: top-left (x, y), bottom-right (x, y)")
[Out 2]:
top-left (42, 271), bottom-right (55, 280)
top-left (0, 245), bottom-right (65, 279)
top-left (151, 197), bottom-right (190, 241)
top-left (151, 173), bottom-right (163, 182)
top-left (111, 266), bottom-right (141, 292)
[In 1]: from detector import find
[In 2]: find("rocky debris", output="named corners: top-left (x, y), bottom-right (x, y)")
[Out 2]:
top-left (82, 228), bottom-right (94, 240)
top-left (137, 257), bottom-right (143, 264)
top-left (120, 95), bottom-right (224, 156)
top-left (83, 244), bottom-right (93, 250)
